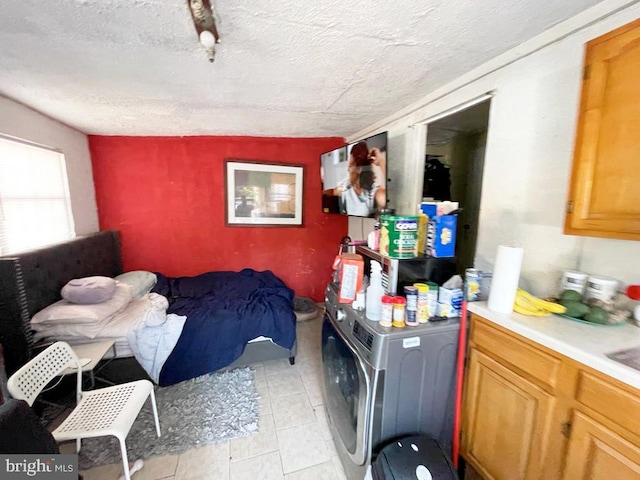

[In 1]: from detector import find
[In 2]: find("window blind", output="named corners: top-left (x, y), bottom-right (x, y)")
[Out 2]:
top-left (0, 136), bottom-right (75, 255)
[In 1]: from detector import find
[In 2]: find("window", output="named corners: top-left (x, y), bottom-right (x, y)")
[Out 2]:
top-left (0, 136), bottom-right (75, 255)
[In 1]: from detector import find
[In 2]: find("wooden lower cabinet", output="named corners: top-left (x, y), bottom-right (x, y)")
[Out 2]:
top-left (562, 412), bottom-right (640, 479)
top-left (462, 315), bottom-right (640, 480)
top-left (463, 349), bottom-right (555, 480)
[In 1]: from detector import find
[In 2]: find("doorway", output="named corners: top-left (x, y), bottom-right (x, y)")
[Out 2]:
top-left (424, 99), bottom-right (490, 273)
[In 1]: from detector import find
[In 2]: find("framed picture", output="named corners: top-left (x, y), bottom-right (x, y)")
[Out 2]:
top-left (225, 159), bottom-right (304, 226)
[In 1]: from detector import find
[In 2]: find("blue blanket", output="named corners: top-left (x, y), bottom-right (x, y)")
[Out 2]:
top-left (153, 269), bottom-right (296, 386)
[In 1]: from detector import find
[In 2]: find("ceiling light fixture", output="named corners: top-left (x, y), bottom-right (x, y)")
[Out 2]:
top-left (188, 0), bottom-right (220, 62)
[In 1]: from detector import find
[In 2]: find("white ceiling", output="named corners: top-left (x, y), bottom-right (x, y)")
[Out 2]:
top-left (0, 0), bottom-right (602, 137)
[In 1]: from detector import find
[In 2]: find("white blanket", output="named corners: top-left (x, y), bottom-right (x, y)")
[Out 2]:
top-left (126, 293), bottom-right (186, 383)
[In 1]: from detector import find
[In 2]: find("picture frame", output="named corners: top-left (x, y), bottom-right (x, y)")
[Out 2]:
top-left (225, 159), bottom-right (304, 226)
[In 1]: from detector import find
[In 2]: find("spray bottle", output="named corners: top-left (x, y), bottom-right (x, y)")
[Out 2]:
top-left (365, 260), bottom-right (384, 321)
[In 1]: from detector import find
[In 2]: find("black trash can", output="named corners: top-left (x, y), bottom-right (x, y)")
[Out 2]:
top-left (371, 435), bottom-right (459, 480)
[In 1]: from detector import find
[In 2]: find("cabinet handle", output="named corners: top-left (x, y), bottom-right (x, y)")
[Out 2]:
top-left (566, 201), bottom-right (574, 214)
top-left (561, 421), bottom-right (572, 439)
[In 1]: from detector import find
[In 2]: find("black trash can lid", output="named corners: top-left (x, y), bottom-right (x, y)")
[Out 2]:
top-left (372, 435), bottom-right (458, 480)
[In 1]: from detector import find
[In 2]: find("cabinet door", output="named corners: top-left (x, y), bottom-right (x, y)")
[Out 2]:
top-left (462, 349), bottom-right (556, 480)
top-left (562, 411), bottom-right (640, 479)
top-left (565, 18), bottom-right (640, 240)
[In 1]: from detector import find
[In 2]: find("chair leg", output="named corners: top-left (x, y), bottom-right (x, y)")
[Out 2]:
top-left (149, 389), bottom-right (161, 438)
top-left (118, 438), bottom-right (131, 480)
top-left (76, 438), bottom-right (81, 453)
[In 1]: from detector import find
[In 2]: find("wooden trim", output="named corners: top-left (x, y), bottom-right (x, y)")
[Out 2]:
top-left (585, 16), bottom-right (640, 47)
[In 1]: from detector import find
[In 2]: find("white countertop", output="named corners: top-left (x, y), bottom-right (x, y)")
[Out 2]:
top-left (468, 302), bottom-right (640, 391)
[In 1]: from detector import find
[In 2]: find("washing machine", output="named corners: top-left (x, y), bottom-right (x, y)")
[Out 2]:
top-left (322, 282), bottom-right (460, 480)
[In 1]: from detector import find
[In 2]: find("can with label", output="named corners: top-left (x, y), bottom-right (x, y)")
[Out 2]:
top-left (380, 295), bottom-right (394, 328)
top-left (379, 215), bottom-right (419, 259)
top-left (404, 286), bottom-right (418, 326)
top-left (414, 283), bottom-right (430, 323)
top-left (392, 297), bottom-right (406, 328)
top-left (465, 268), bottom-right (482, 302)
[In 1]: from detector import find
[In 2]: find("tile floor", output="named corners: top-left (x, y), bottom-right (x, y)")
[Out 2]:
top-left (76, 312), bottom-right (348, 480)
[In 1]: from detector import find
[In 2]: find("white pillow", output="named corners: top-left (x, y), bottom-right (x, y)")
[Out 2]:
top-left (32, 312), bottom-right (117, 339)
top-left (32, 295), bottom-right (155, 340)
top-left (61, 276), bottom-right (117, 304)
top-left (31, 282), bottom-right (134, 325)
top-left (114, 271), bottom-right (157, 298)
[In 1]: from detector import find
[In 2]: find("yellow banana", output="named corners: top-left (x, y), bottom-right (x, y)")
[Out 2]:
top-left (517, 288), bottom-right (566, 314)
top-left (513, 302), bottom-right (550, 316)
top-left (514, 293), bottom-right (550, 316)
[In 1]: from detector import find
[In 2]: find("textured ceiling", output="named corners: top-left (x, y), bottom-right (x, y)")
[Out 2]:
top-left (0, 0), bottom-right (602, 137)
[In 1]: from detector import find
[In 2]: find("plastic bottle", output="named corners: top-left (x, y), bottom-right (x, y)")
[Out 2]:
top-left (392, 297), bottom-right (406, 328)
top-left (365, 260), bottom-right (384, 321)
top-left (380, 295), bottom-right (394, 327)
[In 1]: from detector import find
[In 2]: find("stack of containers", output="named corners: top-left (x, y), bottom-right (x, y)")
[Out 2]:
top-left (375, 281), bottom-right (447, 328)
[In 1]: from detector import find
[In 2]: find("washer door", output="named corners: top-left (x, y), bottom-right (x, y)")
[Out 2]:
top-left (322, 313), bottom-right (372, 465)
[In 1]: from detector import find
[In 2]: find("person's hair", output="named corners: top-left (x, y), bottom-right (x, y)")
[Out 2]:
top-left (351, 142), bottom-right (370, 167)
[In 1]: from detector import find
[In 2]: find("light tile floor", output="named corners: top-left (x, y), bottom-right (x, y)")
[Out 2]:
top-left (76, 311), bottom-right (347, 480)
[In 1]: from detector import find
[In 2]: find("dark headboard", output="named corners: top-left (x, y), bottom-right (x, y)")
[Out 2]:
top-left (0, 231), bottom-right (123, 375)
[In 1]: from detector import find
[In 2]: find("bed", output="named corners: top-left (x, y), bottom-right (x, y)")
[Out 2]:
top-left (0, 231), bottom-right (297, 384)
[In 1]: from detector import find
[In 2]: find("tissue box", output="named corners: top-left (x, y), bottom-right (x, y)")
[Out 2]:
top-left (426, 215), bottom-right (457, 258)
top-left (338, 253), bottom-right (364, 304)
top-left (438, 287), bottom-right (463, 316)
top-left (436, 303), bottom-right (459, 318)
top-left (438, 287), bottom-right (463, 308)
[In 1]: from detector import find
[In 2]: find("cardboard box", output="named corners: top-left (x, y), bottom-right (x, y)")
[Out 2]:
top-left (426, 215), bottom-right (457, 258)
top-left (436, 302), bottom-right (459, 318)
top-left (419, 202), bottom-right (438, 218)
top-left (419, 201), bottom-right (459, 217)
top-left (338, 253), bottom-right (364, 304)
top-left (438, 287), bottom-right (464, 308)
top-left (437, 287), bottom-right (463, 317)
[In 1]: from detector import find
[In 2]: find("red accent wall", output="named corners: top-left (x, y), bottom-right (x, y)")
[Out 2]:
top-left (89, 136), bottom-right (347, 302)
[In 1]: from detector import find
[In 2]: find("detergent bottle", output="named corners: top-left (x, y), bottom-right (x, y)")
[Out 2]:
top-left (365, 260), bottom-right (384, 321)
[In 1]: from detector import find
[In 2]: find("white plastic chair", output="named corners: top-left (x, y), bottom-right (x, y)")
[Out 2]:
top-left (7, 342), bottom-right (160, 480)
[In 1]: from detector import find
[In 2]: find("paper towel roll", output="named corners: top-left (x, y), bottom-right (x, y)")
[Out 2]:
top-left (487, 245), bottom-right (524, 314)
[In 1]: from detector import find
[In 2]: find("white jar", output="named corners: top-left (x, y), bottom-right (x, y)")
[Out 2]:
top-left (561, 270), bottom-right (588, 294)
top-left (585, 276), bottom-right (619, 302)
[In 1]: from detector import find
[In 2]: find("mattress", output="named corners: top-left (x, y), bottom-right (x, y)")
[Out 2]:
top-left (41, 329), bottom-right (273, 359)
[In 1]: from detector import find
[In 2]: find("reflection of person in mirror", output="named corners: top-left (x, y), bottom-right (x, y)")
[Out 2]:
top-left (235, 195), bottom-right (253, 217)
top-left (322, 141), bottom-right (386, 216)
top-left (369, 145), bottom-right (386, 189)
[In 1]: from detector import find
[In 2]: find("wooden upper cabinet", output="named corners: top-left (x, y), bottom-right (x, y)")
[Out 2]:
top-left (565, 18), bottom-right (640, 240)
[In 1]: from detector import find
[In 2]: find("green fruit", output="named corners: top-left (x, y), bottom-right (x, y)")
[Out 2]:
top-left (584, 306), bottom-right (609, 325)
top-left (563, 301), bottom-right (591, 319)
top-left (560, 290), bottom-right (583, 302)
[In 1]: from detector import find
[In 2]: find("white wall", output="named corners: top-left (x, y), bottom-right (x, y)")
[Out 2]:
top-left (349, 0), bottom-right (640, 296)
top-left (0, 96), bottom-right (98, 235)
